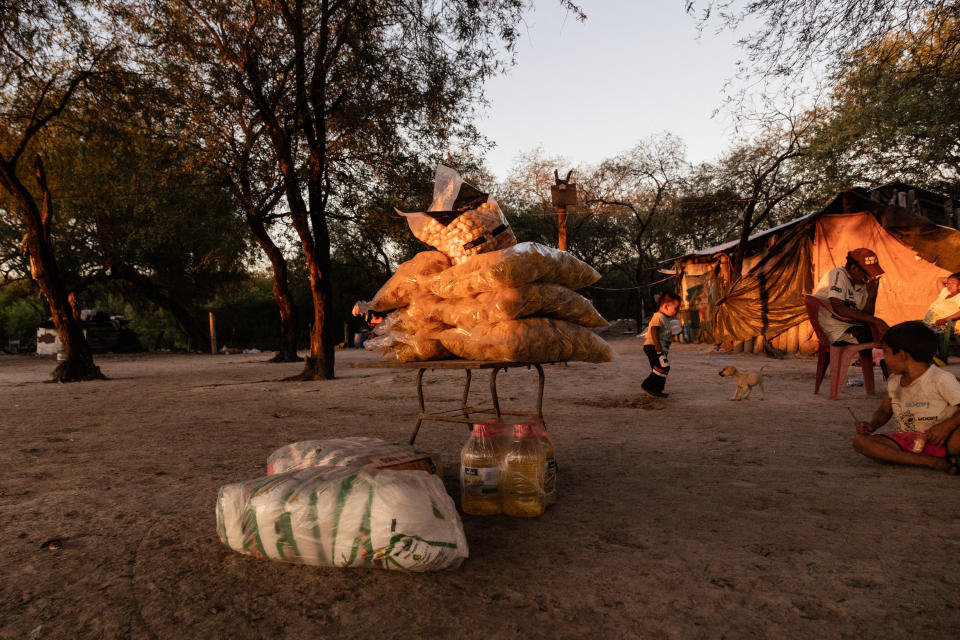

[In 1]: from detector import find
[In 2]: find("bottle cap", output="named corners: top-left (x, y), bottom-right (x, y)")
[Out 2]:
top-left (512, 422), bottom-right (534, 438)
top-left (472, 423), bottom-right (494, 437)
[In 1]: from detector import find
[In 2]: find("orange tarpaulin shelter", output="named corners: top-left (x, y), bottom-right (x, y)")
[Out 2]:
top-left (712, 189), bottom-right (960, 351)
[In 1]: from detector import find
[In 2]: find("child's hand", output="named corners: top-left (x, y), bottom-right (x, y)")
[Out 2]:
top-left (924, 422), bottom-right (954, 447)
top-left (855, 421), bottom-right (875, 435)
top-left (657, 352), bottom-right (669, 369)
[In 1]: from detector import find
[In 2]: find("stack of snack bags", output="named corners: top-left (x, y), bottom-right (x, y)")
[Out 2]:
top-left (361, 166), bottom-right (612, 363)
top-left (216, 438), bottom-right (467, 571)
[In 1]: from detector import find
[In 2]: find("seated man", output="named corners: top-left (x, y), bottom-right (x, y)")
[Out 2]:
top-left (814, 248), bottom-right (890, 344)
top-left (814, 248), bottom-right (890, 376)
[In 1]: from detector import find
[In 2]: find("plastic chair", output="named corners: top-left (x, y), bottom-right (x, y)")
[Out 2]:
top-left (802, 294), bottom-right (877, 399)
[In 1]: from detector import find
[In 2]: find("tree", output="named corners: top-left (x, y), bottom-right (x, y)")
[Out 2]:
top-left (131, 0), bottom-right (527, 380)
top-left (714, 115), bottom-right (815, 277)
top-left (585, 133), bottom-right (689, 325)
top-left (0, 0), bottom-right (110, 381)
top-left (687, 1), bottom-right (957, 84)
top-left (803, 9), bottom-right (960, 195)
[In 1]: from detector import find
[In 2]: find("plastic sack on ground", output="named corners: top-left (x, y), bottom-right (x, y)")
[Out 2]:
top-left (427, 242), bottom-right (601, 299)
top-left (365, 251), bottom-right (451, 312)
top-left (397, 166), bottom-right (517, 265)
top-left (438, 318), bottom-right (613, 363)
top-left (266, 437), bottom-right (439, 476)
top-left (216, 467), bottom-right (468, 571)
top-left (409, 283), bottom-right (607, 328)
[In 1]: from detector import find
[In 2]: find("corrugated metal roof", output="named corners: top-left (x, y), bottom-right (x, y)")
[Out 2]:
top-left (682, 211), bottom-right (818, 259)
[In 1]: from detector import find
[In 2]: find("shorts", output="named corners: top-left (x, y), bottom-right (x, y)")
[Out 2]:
top-left (881, 432), bottom-right (947, 458)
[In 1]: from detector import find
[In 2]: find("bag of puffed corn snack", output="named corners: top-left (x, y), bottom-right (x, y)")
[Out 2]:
top-left (407, 284), bottom-right (607, 328)
top-left (362, 251), bottom-right (451, 313)
top-left (216, 467), bottom-right (468, 571)
top-left (363, 309), bottom-right (453, 362)
top-left (397, 165), bottom-right (516, 264)
top-left (437, 318), bottom-right (613, 363)
top-left (427, 242), bottom-right (601, 299)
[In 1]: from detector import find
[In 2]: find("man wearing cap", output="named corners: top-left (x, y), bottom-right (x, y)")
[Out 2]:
top-left (814, 248), bottom-right (890, 346)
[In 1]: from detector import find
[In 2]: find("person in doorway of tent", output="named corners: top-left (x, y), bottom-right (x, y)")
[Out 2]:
top-left (922, 272), bottom-right (960, 366)
top-left (814, 247), bottom-right (891, 376)
top-left (852, 321), bottom-right (960, 475)
top-left (641, 291), bottom-right (682, 398)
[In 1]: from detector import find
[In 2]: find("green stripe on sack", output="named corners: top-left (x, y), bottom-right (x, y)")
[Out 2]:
top-left (276, 512), bottom-right (301, 562)
top-left (243, 476), bottom-right (286, 558)
top-left (216, 487), bottom-right (228, 545)
top-left (309, 486), bottom-right (331, 566)
top-left (330, 474), bottom-right (357, 564)
top-left (389, 533), bottom-right (459, 549)
top-left (342, 482), bottom-right (375, 567)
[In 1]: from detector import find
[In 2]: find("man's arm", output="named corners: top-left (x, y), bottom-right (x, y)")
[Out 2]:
top-left (856, 393), bottom-right (893, 434)
top-left (828, 296), bottom-right (885, 327)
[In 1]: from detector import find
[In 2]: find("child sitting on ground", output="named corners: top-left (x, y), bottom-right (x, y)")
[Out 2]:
top-left (641, 291), bottom-right (681, 398)
top-left (852, 321), bottom-right (960, 474)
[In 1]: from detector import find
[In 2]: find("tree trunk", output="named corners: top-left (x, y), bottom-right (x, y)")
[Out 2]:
top-left (293, 161), bottom-right (336, 381)
top-left (635, 258), bottom-right (645, 335)
top-left (3, 156), bottom-right (103, 382)
top-left (247, 215), bottom-right (299, 362)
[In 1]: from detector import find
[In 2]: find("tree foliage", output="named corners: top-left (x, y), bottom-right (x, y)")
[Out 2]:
top-left (128, 0), bottom-right (528, 379)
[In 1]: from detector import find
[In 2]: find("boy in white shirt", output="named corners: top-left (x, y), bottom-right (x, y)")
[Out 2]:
top-left (853, 321), bottom-right (960, 474)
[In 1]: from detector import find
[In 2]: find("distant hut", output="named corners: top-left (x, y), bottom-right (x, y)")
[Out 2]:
top-left (667, 184), bottom-right (959, 354)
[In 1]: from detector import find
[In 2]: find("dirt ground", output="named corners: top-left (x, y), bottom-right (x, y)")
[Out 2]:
top-left (2, 338), bottom-right (959, 639)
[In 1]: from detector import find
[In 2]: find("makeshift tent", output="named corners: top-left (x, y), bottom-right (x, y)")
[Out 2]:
top-left (670, 186), bottom-right (960, 354)
top-left (717, 191), bottom-right (960, 352)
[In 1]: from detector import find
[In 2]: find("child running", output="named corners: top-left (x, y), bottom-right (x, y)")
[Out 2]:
top-left (852, 321), bottom-right (960, 474)
top-left (641, 291), bottom-right (681, 398)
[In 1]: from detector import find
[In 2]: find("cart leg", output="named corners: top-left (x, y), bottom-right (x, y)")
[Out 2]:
top-left (489, 367), bottom-right (503, 418)
top-left (461, 369), bottom-right (472, 429)
top-left (409, 368), bottom-right (427, 445)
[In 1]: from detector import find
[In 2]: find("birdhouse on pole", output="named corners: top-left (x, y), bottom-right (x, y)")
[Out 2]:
top-left (550, 170), bottom-right (578, 251)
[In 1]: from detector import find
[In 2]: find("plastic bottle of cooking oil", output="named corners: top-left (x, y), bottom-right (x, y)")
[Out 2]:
top-left (527, 419), bottom-right (557, 506)
top-left (460, 422), bottom-right (501, 515)
top-left (501, 421), bottom-right (545, 518)
top-left (484, 417), bottom-right (509, 459)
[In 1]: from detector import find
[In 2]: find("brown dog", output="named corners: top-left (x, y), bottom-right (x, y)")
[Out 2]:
top-left (719, 365), bottom-right (766, 401)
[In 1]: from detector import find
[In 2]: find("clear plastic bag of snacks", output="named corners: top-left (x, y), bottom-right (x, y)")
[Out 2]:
top-left (364, 309), bottom-right (452, 362)
top-left (437, 318), bottom-right (613, 363)
top-left (397, 165), bottom-right (517, 264)
top-left (364, 251), bottom-right (451, 312)
top-left (427, 242), bottom-right (601, 299)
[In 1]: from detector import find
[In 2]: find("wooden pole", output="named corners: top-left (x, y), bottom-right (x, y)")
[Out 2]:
top-left (209, 312), bottom-right (217, 355)
top-left (557, 207), bottom-right (568, 251)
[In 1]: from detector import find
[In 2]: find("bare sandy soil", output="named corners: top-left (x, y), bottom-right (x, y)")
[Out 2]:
top-left (2, 338), bottom-right (959, 639)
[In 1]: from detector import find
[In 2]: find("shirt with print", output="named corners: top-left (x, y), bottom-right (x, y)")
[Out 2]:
top-left (814, 266), bottom-right (869, 343)
top-left (643, 312), bottom-right (673, 352)
top-left (886, 365), bottom-right (960, 434)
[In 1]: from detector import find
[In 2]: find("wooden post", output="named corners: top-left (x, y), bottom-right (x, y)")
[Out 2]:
top-left (209, 312), bottom-right (217, 355)
top-left (550, 170), bottom-right (577, 252)
top-left (557, 207), bottom-right (568, 251)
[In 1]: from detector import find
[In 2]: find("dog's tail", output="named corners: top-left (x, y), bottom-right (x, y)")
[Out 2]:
top-left (759, 365), bottom-right (768, 373)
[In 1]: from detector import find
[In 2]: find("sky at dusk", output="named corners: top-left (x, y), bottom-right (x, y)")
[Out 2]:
top-left (477, 1), bottom-right (748, 180)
